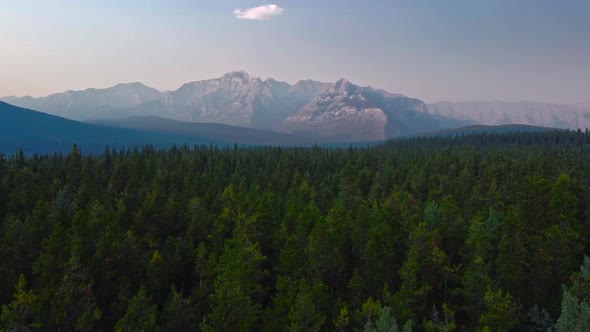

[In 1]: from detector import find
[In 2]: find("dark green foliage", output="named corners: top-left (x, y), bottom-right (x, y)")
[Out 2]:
top-left (363, 306), bottom-right (413, 332)
top-left (0, 275), bottom-right (39, 331)
top-left (0, 130), bottom-right (589, 330)
top-left (114, 286), bottom-right (158, 332)
top-left (203, 234), bottom-right (265, 331)
top-left (161, 286), bottom-right (199, 331)
top-left (479, 287), bottom-right (518, 331)
top-left (556, 256), bottom-right (590, 331)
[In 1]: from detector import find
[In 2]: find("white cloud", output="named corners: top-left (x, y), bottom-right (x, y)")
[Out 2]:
top-left (233, 4), bottom-right (284, 21)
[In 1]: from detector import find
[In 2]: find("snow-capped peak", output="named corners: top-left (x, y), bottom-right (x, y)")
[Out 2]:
top-left (222, 70), bottom-right (253, 82)
top-left (330, 78), bottom-right (362, 95)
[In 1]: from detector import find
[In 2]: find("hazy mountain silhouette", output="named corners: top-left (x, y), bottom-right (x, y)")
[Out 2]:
top-left (2, 72), bottom-right (452, 140)
top-left (88, 116), bottom-right (316, 146)
top-left (5, 72), bottom-right (586, 142)
top-left (426, 101), bottom-right (590, 130)
top-left (0, 102), bottom-right (314, 154)
top-left (0, 101), bottom-right (224, 154)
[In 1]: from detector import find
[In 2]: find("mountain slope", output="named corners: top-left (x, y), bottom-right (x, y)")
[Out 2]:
top-left (1, 83), bottom-right (164, 120)
top-left (0, 101), bottom-right (219, 154)
top-left (288, 79), bottom-right (333, 107)
top-left (426, 101), bottom-right (590, 130)
top-left (284, 79), bottom-right (465, 142)
top-left (166, 71), bottom-right (315, 130)
top-left (88, 116), bottom-right (316, 145)
top-left (284, 79), bottom-right (389, 141)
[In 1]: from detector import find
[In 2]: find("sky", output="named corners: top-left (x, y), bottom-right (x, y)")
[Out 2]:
top-left (0, 0), bottom-right (589, 103)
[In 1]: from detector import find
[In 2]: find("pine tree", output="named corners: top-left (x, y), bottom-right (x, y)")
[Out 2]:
top-left (287, 281), bottom-right (326, 332)
top-left (67, 144), bottom-right (83, 189)
top-left (479, 287), bottom-right (518, 332)
top-left (307, 199), bottom-right (351, 309)
top-left (394, 222), bottom-right (447, 323)
top-left (162, 286), bottom-right (199, 331)
top-left (334, 306), bottom-right (350, 332)
top-left (50, 242), bottom-right (101, 331)
top-left (0, 274), bottom-right (40, 331)
top-left (363, 306), bottom-right (412, 332)
top-left (555, 288), bottom-right (590, 331)
top-left (114, 286), bottom-right (158, 332)
top-left (203, 234), bottom-right (265, 332)
top-left (0, 151), bottom-right (5, 216)
top-left (146, 250), bottom-right (168, 306)
top-left (460, 213), bottom-right (494, 328)
top-left (556, 256), bottom-right (590, 331)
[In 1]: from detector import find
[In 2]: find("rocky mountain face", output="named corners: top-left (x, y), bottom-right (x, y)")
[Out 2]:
top-left (288, 79), bottom-right (334, 106)
top-left (285, 79), bottom-right (388, 141)
top-left (2, 71), bottom-right (333, 132)
top-left (284, 79), bottom-right (458, 141)
top-left (426, 101), bottom-right (590, 130)
top-left (164, 71), bottom-right (328, 130)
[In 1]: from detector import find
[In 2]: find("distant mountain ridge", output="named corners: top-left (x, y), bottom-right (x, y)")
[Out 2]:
top-left (2, 71), bottom-right (332, 131)
top-left (3, 82), bottom-right (164, 120)
top-left (426, 101), bottom-right (590, 130)
top-left (4, 72), bottom-right (589, 142)
top-left (1, 71), bottom-right (458, 141)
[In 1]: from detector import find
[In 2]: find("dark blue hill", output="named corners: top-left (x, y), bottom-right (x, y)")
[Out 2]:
top-left (87, 116), bottom-right (315, 146)
top-left (0, 101), bottom-right (217, 154)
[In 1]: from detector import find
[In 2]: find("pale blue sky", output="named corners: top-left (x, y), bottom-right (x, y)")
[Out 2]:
top-left (1, 0), bottom-right (589, 103)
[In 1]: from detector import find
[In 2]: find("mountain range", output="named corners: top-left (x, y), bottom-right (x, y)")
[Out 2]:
top-left (426, 101), bottom-right (590, 130)
top-left (1, 71), bottom-right (462, 142)
top-left (2, 71), bottom-right (589, 143)
top-left (2, 71), bottom-right (332, 130)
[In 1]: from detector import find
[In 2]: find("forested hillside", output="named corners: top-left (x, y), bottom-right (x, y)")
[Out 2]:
top-left (1, 130), bottom-right (590, 331)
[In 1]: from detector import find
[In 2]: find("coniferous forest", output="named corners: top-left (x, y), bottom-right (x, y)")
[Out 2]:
top-left (2, 130), bottom-right (590, 331)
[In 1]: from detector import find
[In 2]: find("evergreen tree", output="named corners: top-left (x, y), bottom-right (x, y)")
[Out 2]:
top-left (287, 281), bottom-right (326, 332)
top-left (203, 234), bottom-right (265, 331)
top-left (162, 286), bottom-right (199, 331)
top-left (50, 243), bottom-right (101, 331)
top-left (394, 222), bottom-right (447, 323)
top-left (307, 199), bottom-right (351, 311)
top-left (556, 256), bottom-right (590, 331)
top-left (114, 286), bottom-right (158, 332)
top-left (479, 287), bottom-right (518, 332)
top-left (67, 144), bottom-right (83, 189)
top-left (0, 131), bottom-right (589, 330)
top-left (0, 275), bottom-right (39, 331)
top-left (363, 306), bottom-right (412, 332)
